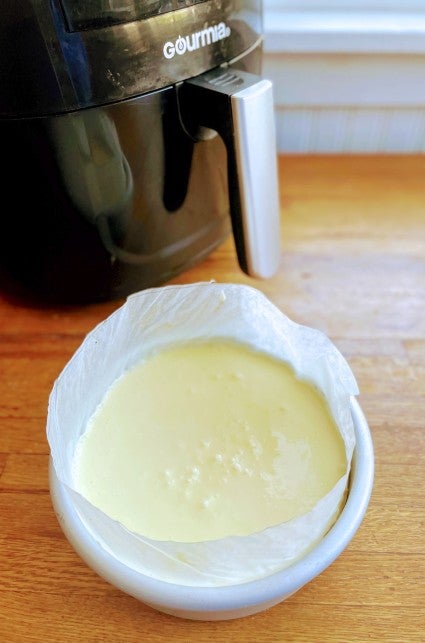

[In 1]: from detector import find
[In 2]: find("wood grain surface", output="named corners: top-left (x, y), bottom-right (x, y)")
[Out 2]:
top-left (1, 155), bottom-right (424, 642)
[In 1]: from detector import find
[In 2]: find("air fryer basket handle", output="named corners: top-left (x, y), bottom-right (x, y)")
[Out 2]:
top-left (180, 68), bottom-right (281, 279)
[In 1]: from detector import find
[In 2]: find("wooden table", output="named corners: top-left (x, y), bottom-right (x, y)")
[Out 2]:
top-left (1, 156), bottom-right (424, 642)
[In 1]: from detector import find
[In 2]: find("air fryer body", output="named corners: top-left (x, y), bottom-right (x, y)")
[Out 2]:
top-left (0, 1), bottom-right (266, 303)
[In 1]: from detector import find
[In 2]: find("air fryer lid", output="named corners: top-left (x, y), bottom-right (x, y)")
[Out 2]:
top-left (0, 0), bottom-right (262, 117)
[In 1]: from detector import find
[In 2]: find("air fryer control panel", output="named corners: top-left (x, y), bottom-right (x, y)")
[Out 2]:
top-left (0, 0), bottom-right (262, 117)
top-left (61, 0), bottom-right (209, 32)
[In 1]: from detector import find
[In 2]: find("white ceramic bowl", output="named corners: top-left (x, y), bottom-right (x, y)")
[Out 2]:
top-left (49, 396), bottom-right (373, 621)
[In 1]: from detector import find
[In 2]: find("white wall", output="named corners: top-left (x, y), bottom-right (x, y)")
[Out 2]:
top-left (263, 2), bottom-right (425, 152)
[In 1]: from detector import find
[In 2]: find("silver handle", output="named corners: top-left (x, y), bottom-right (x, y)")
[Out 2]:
top-left (231, 78), bottom-right (280, 278)
top-left (180, 68), bottom-right (281, 279)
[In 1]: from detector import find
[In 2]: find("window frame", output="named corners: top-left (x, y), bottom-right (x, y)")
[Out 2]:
top-left (263, 0), bottom-right (425, 54)
top-left (264, 1), bottom-right (425, 10)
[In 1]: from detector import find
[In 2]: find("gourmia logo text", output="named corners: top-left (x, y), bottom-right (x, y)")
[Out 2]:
top-left (163, 22), bottom-right (231, 59)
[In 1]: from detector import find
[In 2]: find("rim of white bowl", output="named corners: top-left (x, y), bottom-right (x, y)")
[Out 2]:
top-left (49, 396), bottom-right (374, 614)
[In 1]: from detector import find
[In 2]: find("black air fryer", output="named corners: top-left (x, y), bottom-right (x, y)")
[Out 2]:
top-left (0, 0), bottom-right (280, 303)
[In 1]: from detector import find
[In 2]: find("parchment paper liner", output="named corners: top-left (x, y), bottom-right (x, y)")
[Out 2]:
top-left (47, 282), bottom-right (358, 586)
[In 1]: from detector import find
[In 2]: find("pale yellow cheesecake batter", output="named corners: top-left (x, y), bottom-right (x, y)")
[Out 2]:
top-left (73, 340), bottom-right (347, 543)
